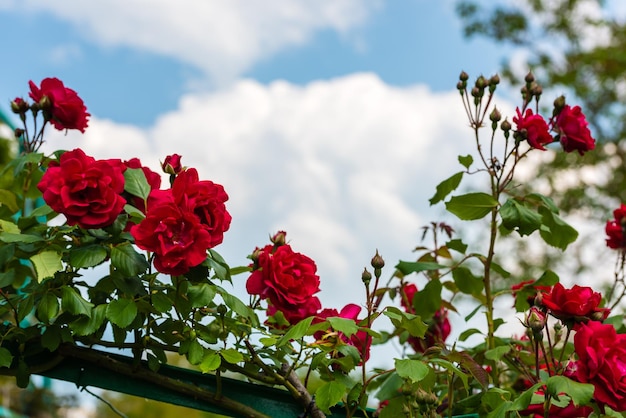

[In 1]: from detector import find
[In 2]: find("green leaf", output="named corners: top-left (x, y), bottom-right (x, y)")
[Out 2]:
top-left (111, 242), bottom-right (149, 276)
top-left (188, 284), bottom-right (216, 308)
top-left (207, 249), bottom-right (230, 282)
top-left (124, 168), bottom-right (151, 200)
top-left (538, 207), bottom-right (578, 250)
top-left (446, 192), bottom-right (499, 220)
top-left (327, 317), bottom-right (358, 337)
top-left (452, 266), bottom-right (483, 295)
top-left (458, 154), bottom-right (473, 169)
top-left (429, 171), bottom-right (464, 205)
top-left (379, 397), bottom-right (405, 418)
top-left (106, 298), bottom-right (138, 328)
top-left (395, 261), bottom-right (445, 275)
top-left (30, 251), bottom-right (63, 282)
top-left (200, 351), bottom-right (221, 373)
top-left (545, 375), bottom-right (594, 407)
top-left (0, 232), bottom-right (43, 243)
top-left (277, 316), bottom-right (315, 347)
top-left (61, 286), bottom-right (94, 317)
top-left (71, 304), bottom-right (108, 336)
top-left (0, 347), bottom-right (13, 368)
top-left (0, 190), bottom-right (18, 214)
top-left (69, 245), bottom-right (108, 269)
top-left (151, 292), bottom-right (173, 313)
top-left (411, 279), bottom-right (442, 318)
top-left (459, 328), bottom-right (483, 341)
top-left (0, 220), bottom-right (20, 234)
top-left (446, 238), bottom-right (468, 254)
top-left (220, 348), bottom-right (243, 364)
top-left (485, 345), bottom-right (511, 361)
top-left (187, 339), bottom-right (205, 365)
top-left (395, 359), bottom-right (429, 383)
top-left (500, 198), bottom-right (543, 236)
top-left (315, 381), bottom-right (345, 414)
top-left (36, 293), bottom-right (59, 323)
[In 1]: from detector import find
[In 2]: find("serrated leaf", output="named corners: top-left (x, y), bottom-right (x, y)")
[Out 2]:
top-left (111, 242), bottom-right (149, 276)
top-left (71, 304), bottom-right (107, 336)
top-left (124, 168), bottom-right (151, 200)
top-left (316, 381), bottom-right (345, 414)
top-left (0, 233), bottom-right (43, 243)
top-left (187, 339), bottom-right (205, 365)
top-left (30, 251), bottom-right (62, 282)
top-left (61, 286), bottom-right (94, 317)
top-left (220, 348), bottom-right (243, 364)
top-left (538, 207), bottom-right (578, 250)
top-left (429, 171), bottom-right (464, 205)
top-left (69, 245), bottom-right (108, 268)
top-left (277, 316), bottom-right (314, 347)
top-left (106, 298), bottom-right (138, 328)
top-left (200, 351), bottom-right (221, 373)
top-left (395, 261), bottom-right (445, 275)
top-left (0, 347), bottom-right (13, 368)
top-left (36, 293), bottom-right (59, 323)
top-left (188, 283), bottom-right (216, 308)
top-left (395, 358), bottom-right (429, 383)
top-left (411, 279), bottom-right (442, 318)
top-left (500, 198), bottom-right (543, 236)
top-left (485, 345), bottom-right (511, 361)
top-left (452, 266), bottom-right (484, 295)
top-left (327, 317), bottom-right (358, 337)
top-left (0, 220), bottom-right (19, 234)
top-left (546, 375), bottom-right (594, 407)
top-left (446, 192), bottom-right (499, 220)
top-left (446, 238), bottom-right (468, 254)
top-left (151, 292), bottom-right (173, 313)
top-left (0, 190), bottom-right (18, 214)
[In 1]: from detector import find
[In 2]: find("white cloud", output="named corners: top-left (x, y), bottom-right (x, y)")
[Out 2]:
top-left (2, 0), bottom-right (381, 84)
top-left (41, 73), bottom-right (501, 310)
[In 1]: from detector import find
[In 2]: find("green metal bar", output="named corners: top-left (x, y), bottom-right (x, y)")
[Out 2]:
top-left (0, 106), bottom-right (15, 131)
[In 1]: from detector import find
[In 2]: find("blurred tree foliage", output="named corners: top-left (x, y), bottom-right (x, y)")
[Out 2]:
top-left (456, 0), bottom-right (626, 215)
top-left (456, 0), bottom-right (626, 276)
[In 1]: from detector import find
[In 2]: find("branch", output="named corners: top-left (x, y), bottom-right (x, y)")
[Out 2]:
top-left (279, 363), bottom-right (326, 418)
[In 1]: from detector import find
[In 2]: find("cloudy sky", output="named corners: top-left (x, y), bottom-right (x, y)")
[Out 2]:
top-left (0, 0), bottom-right (518, 311)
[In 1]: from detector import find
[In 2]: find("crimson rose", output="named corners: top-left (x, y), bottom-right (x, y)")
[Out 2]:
top-left (605, 204), bottom-right (626, 249)
top-left (555, 105), bottom-right (595, 155)
top-left (541, 283), bottom-right (609, 322)
top-left (246, 236), bottom-right (321, 324)
top-left (314, 304), bottom-right (371, 364)
top-left (162, 154), bottom-right (183, 175)
top-left (131, 197), bottom-right (213, 275)
top-left (513, 108), bottom-right (553, 150)
top-left (37, 148), bottom-right (126, 229)
top-left (29, 77), bottom-right (90, 132)
top-left (569, 321), bottom-right (626, 412)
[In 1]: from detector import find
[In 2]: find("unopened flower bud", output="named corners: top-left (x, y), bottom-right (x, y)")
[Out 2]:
top-left (459, 71), bottom-right (469, 82)
top-left (14, 128), bottom-right (24, 138)
top-left (553, 95), bottom-right (566, 114)
top-left (525, 71), bottom-right (535, 83)
top-left (489, 108), bottom-right (502, 123)
top-left (589, 310), bottom-right (606, 322)
top-left (371, 250), bottom-right (385, 269)
top-left (533, 292), bottom-right (543, 307)
top-left (217, 304), bottom-right (227, 316)
top-left (475, 75), bottom-right (487, 90)
top-left (525, 307), bottom-right (546, 331)
top-left (500, 119), bottom-right (512, 132)
top-left (10, 97), bottom-right (28, 114)
top-left (361, 268), bottom-right (372, 285)
top-left (270, 231), bottom-right (287, 246)
top-left (489, 74), bottom-right (500, 86)
top-left (470, 87), bottom-right (481, 98)
top-left (249, 247), bottom-right (262, 265)
top-left (162, 153), bottom-right (183, 175)
top-left (531, 83), bottom-right (542, 97)
top-left (38, 95), bottom-right (51, 111)
top-left (456, 81), bottom-right (464, 92)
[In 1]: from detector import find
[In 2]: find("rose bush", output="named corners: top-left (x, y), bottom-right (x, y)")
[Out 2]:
top-left (1, 73), bottom-right (625, 418)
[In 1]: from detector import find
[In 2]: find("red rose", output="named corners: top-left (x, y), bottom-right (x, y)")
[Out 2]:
top-left (541, 283), bottom-right (609, 322)
top-left (522, 390), bottom-right (593, 417)
top-left (555, 105), bottom-right (595, 155)
top-left (513, 108), bottom-right (554, 150)
top-left (170, 169), bottom-right (231, 248)
top-left (162, 154), bottom-right (183, 175)
top-left (29, 78), bottom-right (90, 132)
top-left (130, 196), bottom-right (213, 275)
top-left (246, 237), bottom-right (321, 324)
top-left (400, 284), bottom-right (451, 352)
top-left (37, 148), bottom-right (126, 229)
top-left (605, 204), bottom-right (626, 249)
top-left (570, 321), bottom-right (626, 412)
top-left (314, 304), bottom-right (371, 364)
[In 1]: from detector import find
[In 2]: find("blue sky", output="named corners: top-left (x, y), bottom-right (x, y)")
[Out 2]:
top-left (0, 0), bottom-right (514, 322)
top-left (0, 1), bottom-right (504, 125)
